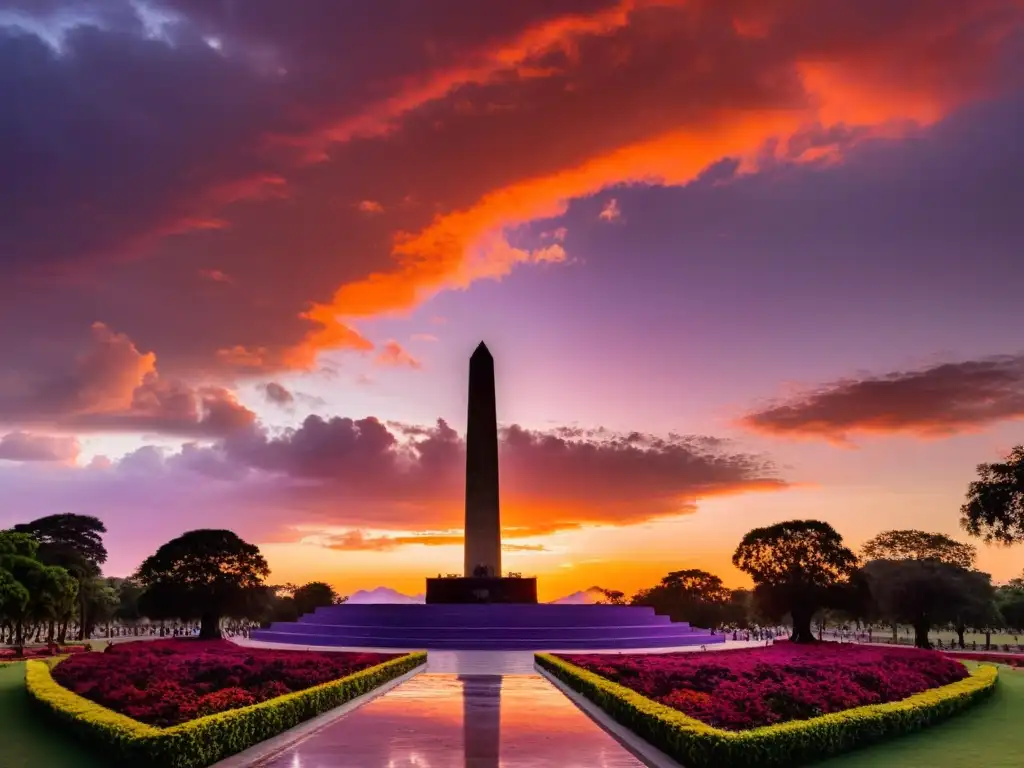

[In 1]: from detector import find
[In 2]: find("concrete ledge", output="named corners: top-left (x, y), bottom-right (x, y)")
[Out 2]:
top-left (211, 664), bottom-right (424, 768)
top-left (536, 663), bottom-right (683, 768)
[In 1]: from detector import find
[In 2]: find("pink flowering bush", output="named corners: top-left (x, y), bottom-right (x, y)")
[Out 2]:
top-left (0, 644), bottom-right (87, 659)
top-left (51, 639), bottom-right (399, 726)
top-left (558, 643), bottom-right (968, 730)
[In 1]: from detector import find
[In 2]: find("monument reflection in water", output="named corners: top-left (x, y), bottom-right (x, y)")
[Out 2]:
top-left (461, 675), bottom-right (501, 766)
top-left (252, 342), bottom-right (724, 651)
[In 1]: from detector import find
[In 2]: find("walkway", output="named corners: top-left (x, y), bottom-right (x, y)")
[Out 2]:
top-left (219, 651), bottom-right (665, 768)
top-left (244, 673), bottom-right (646, 768)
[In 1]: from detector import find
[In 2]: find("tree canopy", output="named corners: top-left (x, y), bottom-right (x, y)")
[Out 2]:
top-left (293, 581), bottom-right (339, 616)
top-left (0, 531), bottom-right (78, 649)
top-left (733, 520), bottom-right (859, 643)
top-left (135, 529), bottom-right (269, 639)
top-left (12, 513), bottom-right (108, 576)
top-left (631, 569), bottom-right (732, 628)
top-left (863, 558), bottom-right (995, 648)
top-left (961, 445), bottom-right (1024, 544)
top-left (862, 529), bottom-right (976, 569)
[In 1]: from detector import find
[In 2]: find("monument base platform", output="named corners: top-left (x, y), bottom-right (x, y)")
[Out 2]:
top-left (425, 576), bottom-right (538, 604)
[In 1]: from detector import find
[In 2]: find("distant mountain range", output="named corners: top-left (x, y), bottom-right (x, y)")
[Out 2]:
top-left (342, 584), bottom-right (610, 605)
top-left (548, 586), bottom-right (608, 604)
top-left (344, 587), bottom-right (425, 604)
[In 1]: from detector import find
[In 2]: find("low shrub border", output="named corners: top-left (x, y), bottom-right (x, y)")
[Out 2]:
top-left (26, 650), bottom-right (426, 768)
top-left (535, 653), bottom-right (997, 768)
top-left (944, 651), bottom-right (1024, 668)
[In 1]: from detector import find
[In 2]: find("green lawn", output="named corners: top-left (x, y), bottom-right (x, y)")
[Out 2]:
top-left (0, 662), bottom-right (106, 768)
top-left (889, 629), bottom-right (1023, 648)
top-left (818, 665), bottom-right (1023, 767)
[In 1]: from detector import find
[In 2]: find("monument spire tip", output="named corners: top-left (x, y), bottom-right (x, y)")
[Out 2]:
top-left (472, 341), bottom-right (492, 358)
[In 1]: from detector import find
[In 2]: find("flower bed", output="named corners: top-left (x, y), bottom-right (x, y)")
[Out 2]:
top-left (537, 651), bottom-right (996, 768)
top-left (0, 644), bottom-right (88, 660)
top-left (557, 643), bottom-right (969, 730)
top-left (944, 651), bottom-right (1024, 667)
top-left (51, 639), bottom-right (400, 726)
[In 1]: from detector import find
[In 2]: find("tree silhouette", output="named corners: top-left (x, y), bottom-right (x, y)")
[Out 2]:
top-left (961, 446), bottom-right (1024, 544)
top-left (862, 529), bottom-right (976, 569)
top-left (136, 529), bottom-right (269, 639)
top-left (12, 514), bottom-right (108, 639)
top-left (632, 569), bottom-right (732, 628)
top-left (733, 520), bottom-right (858, 643)
top-left (293, 581), bottom-right (338, 616)
top-left (863, 559), bottom-right (995, 648)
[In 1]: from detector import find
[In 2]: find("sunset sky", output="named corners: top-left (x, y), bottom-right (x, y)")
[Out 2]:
top-left (2, 0), bottom-right (1023, 601)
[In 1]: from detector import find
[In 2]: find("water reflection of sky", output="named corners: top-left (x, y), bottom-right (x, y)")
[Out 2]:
top-left (259, 674), bottom-right (643, 768)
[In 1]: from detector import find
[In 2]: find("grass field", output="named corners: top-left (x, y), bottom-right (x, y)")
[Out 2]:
top-left (819, 664), bottom-right (1023, 768)
top-left (0, 662), bottom-right (105, 768)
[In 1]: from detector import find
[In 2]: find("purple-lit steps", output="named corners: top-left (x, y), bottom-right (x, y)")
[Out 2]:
top-left (251, 603), bottom-right (725, 650)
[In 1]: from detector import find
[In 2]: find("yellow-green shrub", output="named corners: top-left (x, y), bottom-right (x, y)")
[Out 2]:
top-left (535, 653), bottom-right (997, 768)
top-left (27, 651), bottom-right (426, 768)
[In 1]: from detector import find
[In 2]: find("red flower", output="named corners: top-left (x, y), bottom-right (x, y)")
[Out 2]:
top-left (558, 643), bottom-right (968, 731)
top-left (52, 639), bottom-right (399, 726)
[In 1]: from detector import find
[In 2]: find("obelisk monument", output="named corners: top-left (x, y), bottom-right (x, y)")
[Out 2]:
top-left (464, 341), bottom-right (502, 578)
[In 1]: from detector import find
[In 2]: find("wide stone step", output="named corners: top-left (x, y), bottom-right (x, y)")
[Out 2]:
top-left (301, 605), bottom-right (677, 627)
top-left (250, 629), bottom-right (725, 650)
top-left (269, 622), bottom-right (705, 640)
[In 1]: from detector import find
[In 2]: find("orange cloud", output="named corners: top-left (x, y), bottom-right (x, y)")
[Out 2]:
top-left (199, 268), bottom-right (232, 283)
top-left (289, 1), bottom-right (1019, 362)
top-left (0, 323), bottom-right (256, 438)
top-left (740, 356), bottom-right (1024, 444)
top-left (375, 340), bottom-right (422, 370)
top-left (0, 431), bottom-right (80, 464)
top-left (356, 200), bottom-right (384, 214)
top-left (598, 198), bottom-right (621, 221)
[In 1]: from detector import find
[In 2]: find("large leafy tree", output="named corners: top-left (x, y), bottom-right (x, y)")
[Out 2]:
top-left (862, 529), bottom-right (976, 569)
top-left (961, 446), bottom-right (1024, 544)
top-left (12, 514), bottom-right (108, 639)
top-left (631, 569), bottom-right (732, 628)
top-left (996, 577), bottom-right (1024, 633)
top-left (0, 532), bottom-right (78, 650)
top-left (861, 529), bottom-right (984, 647)
top-left (863, 559), bottom-right (995, 648)
top-left (292, 581), bottom-right (339, 616)
top-left (136, 529), bottom-right (269, 639)
top-left (733, 520), bottom-right (859, 643)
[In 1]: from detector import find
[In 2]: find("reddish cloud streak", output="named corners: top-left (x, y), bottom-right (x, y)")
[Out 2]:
top-left (4, 1), bottom-right (1019, 380)
top-left (741, 356), bottom-right (1024, 443)
top-left (375, 341), bottom-right (423, 370)
top-left (0, 323), bottom-right (256, 438)
top-left (0, 431), bottom-right (80, 463)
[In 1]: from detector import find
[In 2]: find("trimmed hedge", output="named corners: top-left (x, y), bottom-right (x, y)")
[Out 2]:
top-left (27, 651), bottom-right (426, 768)
top-left (535, 653), bottom-right (997, 768)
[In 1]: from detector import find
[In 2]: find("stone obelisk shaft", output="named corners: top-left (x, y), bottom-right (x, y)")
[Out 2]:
top-left (464, 342), bottom-right (501, 577)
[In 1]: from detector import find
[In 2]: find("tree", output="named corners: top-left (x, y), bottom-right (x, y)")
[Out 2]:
top-left (996, 580), bottom-right (1024, 633)
top-left (135, 529), bottom-right (269, 639)
top-left (863, 559), bottom-right (995, 648)
top-left (961, 446), bottom-right (1024, 544)
top-left (596, 588), bottom-right (626, 606)
top-left (0, 531), bottom-right (78, 651)
top-left (113, 578), bottom-right (145, 623)
top-left (631, 569), bottom-right (732, 628)
top-left (733, 520), bottom-right (859, 643)
top-left (12, 514), bottom-right (108, 640)
top-left (862, 530), bottom-right (976, 569)
top-left (292, 581), bottom-right (338, 616)
top-left (12, 514), bottom-right (108, 568)
top-left (861, 529), bottom-right (979, 644)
